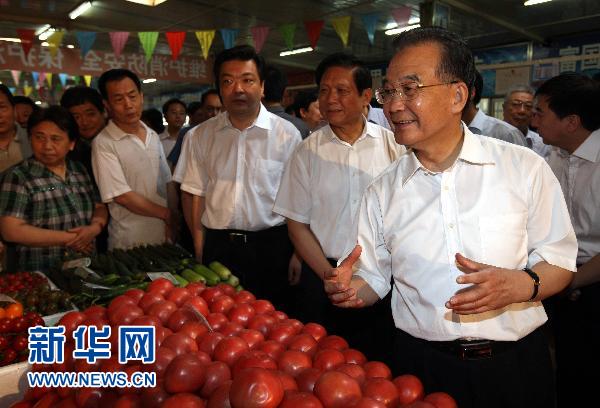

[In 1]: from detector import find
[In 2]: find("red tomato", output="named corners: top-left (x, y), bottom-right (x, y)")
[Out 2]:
top-left (256, 340), bottom-right (285, 360)
top-left (164, 352), bottom-right (207, 393)
top-left (206, 380), bottom-right (232, 408)
top-left (12, 334), bottom-right (28, 352)
top-left (210, 295), bottom-right (236, 314)
top-left (147, 300), bottom-right (177, 325)
top-left (288, 333), bottom-right (318, 356)
top-left (280, 318), bottom-right (303, 334)
top-left (424, 392), bottom-right (458, 408)
top-left (196, 350), bottom-right (212, 365)
top-left (277, 371), bottom-right (298, 392)
top-left (219, 322), bottom-right (244, 337)
top-left (233, 290), bottom-right (256, 304)
top-left (213, 336), bottom-right (249, 366)
top-left (318, 335), bottom-right (349, 351)
top-left (74, 358), bottom-right (102, 373)
top-left (11, 316), bottom-right (29, 332)
top-left (131, 315), bottom-right (162, 328)
top-left (392, 374), bottom-right (425, 405)
top-left (343, 349), bottom-right (367, 365)
top-left (155, 326), bottom-right (172, 347)
top-left (232, 350), bottom-right (278, 377)
top-left (162, 393), bottom-right (206, 407)
top-left (100, 356), bottom-right (124, 373)
top-left (123, 288), bottom-right (145, 304)
top-left (144, 346), bottom-right (176, 378)
top-left (178, 321), bottom-right (209, 341)
top-left (200, 361), bottom-right (232, 398)
top-left (247, 314), bottom-right (277, 336)
top-left (361, 378), bottom-right (400, 408)
top-left (229, 367), bottom-right (284, 408)
top-left (147, 278), bottom-right (175, 296)
top-left (166, 309), bottom-right (195, 332)
top-left (201, 287), bottom-right (224, 304)
top-left (138, 292), bottom-right (165, 313)
top-left (228, 304), bottom-right (256, 327)
top-left (108, 305), bottom-right (143, 326)
top-left (57, 311), bottom-right (86, 339)
top-left (267, 324), bottom-right (296, 346)
top-left (140, 382), bottom-right (170, 408)
top-left (314, 371), bottom-right (362, 408)
top-left (114, 394), bottom-right (141, 408)
top-left (238, 329), bottom-right (264, 349)
top-left (186, 282), bottom-right (207, 297)
top-left (402, 402), bottom-right (436, 408)
top-left (161, 333), bottom-right (198, 356)
top-left (83, 305), bottom-right (107, 319)
top-left (75, 387), bottom-right (107, 408)
top-left (166, 287), bottom-right (192, 307)
top-left (277, 350), bottom-right (313, 376)
top-left (363, 361), bottom-right (392, 380)
top-left (313, 349), bottom-right (345, 371)
top-left (30, 391), bottom-right (59, 408)
top-left (206, 313), bottom-right (228, 331)
top-left (197, 332), bottom-right (225, 357)
top-left (337, 363), bottom-right (367, 384)
top-left (349, 397), bottom-right (388, 408)
top-left (271, 310), bottom-right (288, 321)
top-left (80, 316), bottom-right (109, 329)
top-left (279, 391), bottom-right (324, 408)
top-left (216, 282), bottom-right (236, 297)
top-left (251, 299), bottom-right (275, 315)
top-left (108, 295), bottom-right (136, 314)
top-left (295, 368), bottom-right (322, 393)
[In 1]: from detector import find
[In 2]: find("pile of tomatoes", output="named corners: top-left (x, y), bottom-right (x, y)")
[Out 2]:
top-left (13, 278), bottom-right (456, 407)
top-left (0, 303), bottom-right (45, 367)
top-left (0, 272), bottom-right (49, 294)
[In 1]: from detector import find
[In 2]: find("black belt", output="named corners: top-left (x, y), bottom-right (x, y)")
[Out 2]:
top-left (428, 338), bottom-right (515, 360)
top-left (206, 224), bottom-right (287, 245)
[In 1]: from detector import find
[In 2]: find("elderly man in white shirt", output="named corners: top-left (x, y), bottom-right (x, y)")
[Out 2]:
top-left (92, 69), bottom-right (173, 250)
top-left (274, 53), bottom-right (403, 360)
top-left (532, 72), bottom-right (600, 408)
top-left (325, 28), bottom-right (577, 408)
top-left (181, 45), bottom-right (301, 311)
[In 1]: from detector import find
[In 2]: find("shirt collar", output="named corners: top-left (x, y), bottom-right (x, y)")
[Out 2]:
top-left (400, 123), bottom-right (495, 186)
top-left (27, 157), bottom-right (77, 179)
top-left (572, 128), bottom-right (600, 163)
top-left (325, 116), bottom-right (380, 144)
top-left (159, 129), bottom-right (171, 140)
top-left (219, 103), bottom-right (272, 131)
top-left (104, 120), bottom-right (153, 141)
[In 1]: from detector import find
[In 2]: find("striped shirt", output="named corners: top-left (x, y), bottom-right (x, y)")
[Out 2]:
top-left (0, 157), bottom-right (99, 271)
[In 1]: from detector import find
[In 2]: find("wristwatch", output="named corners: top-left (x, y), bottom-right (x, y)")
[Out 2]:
top-left (523, 268), bottom-right (540, 301)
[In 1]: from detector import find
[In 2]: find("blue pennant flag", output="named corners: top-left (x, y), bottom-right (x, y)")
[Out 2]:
top-left (31, 72), bottom-right (39, 85)
top-left (220, 28), bottom-right (239, 50)
top-left (361, 13), bottom-right (379, 45)
top-left (58, 73), bottom-right (68, 87)
top-left (75, 31), bottom-right (97, 58)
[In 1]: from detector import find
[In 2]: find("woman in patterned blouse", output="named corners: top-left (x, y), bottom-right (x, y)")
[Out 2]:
top-left (0, 106), bottom-right (108, 272)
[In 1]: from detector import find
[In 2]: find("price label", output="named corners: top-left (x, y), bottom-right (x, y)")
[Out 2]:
top-left (147, 272), bottom-right (179, 285)
top-left (82, 282), bottom-right (112, 290)
top-left (63, 258), bottom-right (91, 270)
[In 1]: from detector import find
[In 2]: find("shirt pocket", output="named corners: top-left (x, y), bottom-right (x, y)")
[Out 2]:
top-left (479, 212), bottom-right (528, 268)
top-left (253, 158), bottom-right (284, 198)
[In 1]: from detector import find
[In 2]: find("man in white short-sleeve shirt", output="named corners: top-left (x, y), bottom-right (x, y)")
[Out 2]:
top-left (92, 69), bottom-right (172, 250)
top-left (532, 72), bottom-right (600, 408)
top-left (181, 45), bottom-right (301, 311)
top-left (325, 28), bottom-right (577, 408)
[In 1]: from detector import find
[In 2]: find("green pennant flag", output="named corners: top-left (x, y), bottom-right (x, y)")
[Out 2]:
top-left (138, 32), bottom-right (159, 63)
top-left (279, 23), bottom-right (296, 51)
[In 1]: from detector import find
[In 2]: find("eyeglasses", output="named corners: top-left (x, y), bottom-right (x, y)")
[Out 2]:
top-left (375, 80), bottom-right (459, 104)
top-left (509, 100), bottom-right (533, 110)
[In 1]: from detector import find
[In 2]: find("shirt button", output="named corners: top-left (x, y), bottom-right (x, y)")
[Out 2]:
top-left (448, 223), bottom-right (454, 229)
top-left (443, 185), bottom-right (449, 191)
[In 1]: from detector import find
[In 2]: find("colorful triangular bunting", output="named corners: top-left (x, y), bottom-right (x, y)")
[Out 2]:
top-left (361, 13), bottom-right (379, 45)
top-left (109, 32), bottom-right (129, 58)
top-left (84, 75), bottom-right (92, 87)
top-left (10, 70), bottom-right (21, 86)
top-left (331, 16), bottom-right (351, 47)
top-left (220, 28), bottom-right (239, 50)
top-left (47, 30), bottom-right (65, 57)
top-left (166, 32), bottom-right (186, 60)
top-left (195, 30), bottom-right (215, 60)
top-left (304, 20), bottom-right (324, 49)
top-left (250, 26), bottom-right (270, 54)
top-left (392, 7), bottom-right (412, 27)
top-left (138, 32), bottom-right (159, 63)
top-left (279, 23), bottom-right (296, 51)
top-left (16, 28), bottom-right (35, 56)
top-left (75, 31), bottom-right (97, 58)
top-left (58, 73), bottom-right (68, 87)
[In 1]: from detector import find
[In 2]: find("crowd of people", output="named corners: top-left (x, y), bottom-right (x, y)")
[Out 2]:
top-left (0, 26), bottom-right (598, 408)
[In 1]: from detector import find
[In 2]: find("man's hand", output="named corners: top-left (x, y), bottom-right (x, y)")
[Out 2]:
top-left (323, 245), bottom-right (364, 308)
top-left (163, 208), bottom-right (179, 243)
top-left (445, 253), bottom-right (533, 314)
top-left (288, 253), bottom-right (301, 285)
top-left (66, 224), bottom-right (101, 253)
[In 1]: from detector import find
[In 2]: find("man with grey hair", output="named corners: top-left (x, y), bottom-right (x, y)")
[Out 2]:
top-left (503, 85), bottom-right (550, 157)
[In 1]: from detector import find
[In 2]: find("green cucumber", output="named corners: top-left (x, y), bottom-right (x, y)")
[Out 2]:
top-left (193, 264), bottom-right (221, 286)
top-left (181, 268), bottom-right (207, 284)
top-left (226, 274), bottom-right (240, 287)
top-left (208, 261), bottom-right (232, 280)
top-left (173, 274), bottom-right (189, 287)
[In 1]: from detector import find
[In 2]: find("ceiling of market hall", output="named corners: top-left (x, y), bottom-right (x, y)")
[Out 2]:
top-left (1, 0), bottom-right (599, 98)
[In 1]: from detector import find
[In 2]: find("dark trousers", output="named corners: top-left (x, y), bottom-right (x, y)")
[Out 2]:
top-left (203, 225), bottom-right (294, 314)
top-left (296, 260), bottom-right (395, 363)
top-left (545, 282), bottom-right (600, 408)
top-left (392, 327), bottom-right (555, 408)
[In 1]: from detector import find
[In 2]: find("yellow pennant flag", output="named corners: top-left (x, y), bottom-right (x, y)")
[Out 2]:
top-left (45, 73), bottom-right (53, 88)
top-left (331, 16), bottom-right (351, 47)
top-left (24, 86), bottom-right (33, 97)
top-left (195, 30), bottom-right (216, 60)
top-left (48, 31), bottom-right (65, 57)
top-left (84, 75), bottom-right (92, 87)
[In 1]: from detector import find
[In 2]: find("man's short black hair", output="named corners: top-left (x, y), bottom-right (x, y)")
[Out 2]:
top-left (213, 45), bottom-right (265, 93)
top-left (60, 86), bottom-right (104, 113)
top-left (13, 95), bottom-right (35, 108)
top-left (392, 27), bottom-right (476, 101)
top-left (187, 101), bottom-right (203, 116)
top-left (162, 98), bottom-right (186, 115)
top-left (472, 71), bottom-right (483, 106)
top-left (263, 65), bottom-right (287, 103)
top-left (97, 69), bottom-right (141, 100)
top-left (293, 89), bottom-right (318, 117)
top-left (0, 84), bottom-right (14, 106)
top-left (315, 53), bottom-right (372, 94)
top-left (141, 108), bottom-right (165, 134)
top-left (535, 72), bottom-right (600, 132)
top-left (28, 105), bottom-right (79, 141)
top-left (200, 89), bottom-right (220, 107)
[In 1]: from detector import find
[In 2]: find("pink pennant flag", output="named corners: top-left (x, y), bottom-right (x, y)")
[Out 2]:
top-left (38, 72), bottom-right (46, 88)
top-left (250, 26), bottom-right (270, 54)
top-left (392, 7), bottom-right (412, 27)
top-left (109, 32), bottom-right (129, 58)
top-left (10, 70), bottom-right (20, 86)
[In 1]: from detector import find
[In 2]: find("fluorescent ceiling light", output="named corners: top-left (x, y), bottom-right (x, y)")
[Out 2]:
top-left (385, 24), bottom-right (421, 36)
top-left (35, 101), bottom-right (42, 105)
top-left (142, 78), bottom-right (157, 83)
top-left (67, 44), bottom-right (75, 49)
top-left (524, 0), bottom-right (552, 5)
top-left (41, 42), bottom-right (49, 47)
top-left (385, 16), bottom-right (421, 30)
top-left (35, 24), bottom-right (51, 36)
top-left (69, 1), bottom-right (93, 20)
top-left (38, 28), bottom-right (56, 41)
top-left (0, 37), bottom-right (21, 43)
top-left (280, 46), bottom-right (313, 57)
top-left (125, 0), bottom-right (168, 5)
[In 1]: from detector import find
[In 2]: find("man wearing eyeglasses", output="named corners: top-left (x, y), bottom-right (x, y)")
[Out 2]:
top-left (502, 85), bottom-right (550, 157)
top-left (324, 27), bottom-right (577, 408)
top-left (273, 53), bottom-right (403, 360)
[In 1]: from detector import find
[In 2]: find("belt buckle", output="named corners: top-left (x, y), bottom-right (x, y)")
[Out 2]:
top-left (458, 340), bottom-right (492, 360)
top-left (228, 232), bottom-right (247, 244)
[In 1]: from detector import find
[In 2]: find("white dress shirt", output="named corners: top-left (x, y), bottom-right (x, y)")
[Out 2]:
top-left (343, 126), bottom-right (577, 341)
top-left (181, 104), bottom-right (301, 231)
top-left (525, 129), bottom-right (552, 158)
top-left (159, 129), bottom-right (178, 158)
top-left (172, 126), bottom-right (197, 184)
top-left (469, 109), bottom-right (527, 147)
top-left (273, 121), bottom-right (404, 260)
top-left (546, 129), bottom-right (600, 265)
top-left (367, 107), bottom-right (392, 131)
top-left (92, 120), bottom-right (171, 249)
